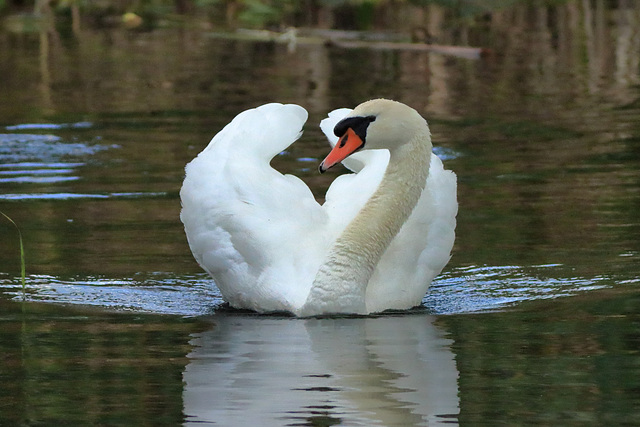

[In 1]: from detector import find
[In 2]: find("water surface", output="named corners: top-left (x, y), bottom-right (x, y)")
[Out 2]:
top-left (1, 2), bottom-right (639, 425)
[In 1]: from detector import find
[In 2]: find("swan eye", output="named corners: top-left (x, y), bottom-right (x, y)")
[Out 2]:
top-left (333, 115), bottom-right (376, 144)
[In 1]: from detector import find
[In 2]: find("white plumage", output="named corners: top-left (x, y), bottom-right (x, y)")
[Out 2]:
top-left (180, 100), bottom-right (457, 316)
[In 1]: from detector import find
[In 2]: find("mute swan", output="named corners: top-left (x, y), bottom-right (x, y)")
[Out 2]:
top-left (180, 99), bottom-right (457, 316)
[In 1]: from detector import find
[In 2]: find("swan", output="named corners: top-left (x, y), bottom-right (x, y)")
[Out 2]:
top-left (180, 99), bottom-right (457, 316)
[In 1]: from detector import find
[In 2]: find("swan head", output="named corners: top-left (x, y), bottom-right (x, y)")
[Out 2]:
top-left (319, 99), bottom-right (430, 173)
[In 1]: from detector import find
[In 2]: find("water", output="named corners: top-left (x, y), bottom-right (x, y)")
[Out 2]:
top-left (183, 314), bottom-right (459, 426)
top-left (1, 2), bottom-right (640, 425)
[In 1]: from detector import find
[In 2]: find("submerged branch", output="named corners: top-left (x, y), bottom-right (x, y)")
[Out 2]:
top-left (327, 39), bottom-right (490, 60)
top-left (208, 28), bottom-right (490, 60)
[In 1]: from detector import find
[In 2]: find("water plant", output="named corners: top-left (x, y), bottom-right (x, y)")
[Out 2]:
top-left (1, 212), bottom-right (26, 291)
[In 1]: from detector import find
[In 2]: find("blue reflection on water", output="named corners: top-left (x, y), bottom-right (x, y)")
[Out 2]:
top-left (1, 273), bottom-right (221, 316)
top-left (0, 265), bottom-right (616, 317)
top-left (432, 146), bottom-right (460, 161)
top-left (0, 133), bottom-right (115, 164)
top-left (0, 131), bottom-right (116, 190)
top-left (425, 264), bottom-right (612, 314)
top-left (5, 121), bottom-right (94, 131)
top-left (0, 192), bottom-right (167, 200)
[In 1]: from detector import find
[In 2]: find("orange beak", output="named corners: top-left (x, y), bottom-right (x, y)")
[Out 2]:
top-left (319, 128), bottom-right (364, 173)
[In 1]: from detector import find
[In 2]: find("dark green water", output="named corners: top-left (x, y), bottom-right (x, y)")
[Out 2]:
top-left (1, 2), bottom-right (639, 425)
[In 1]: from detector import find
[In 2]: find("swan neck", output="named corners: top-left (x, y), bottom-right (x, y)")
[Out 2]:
top-left (301, 130), bottom-right (431, 316)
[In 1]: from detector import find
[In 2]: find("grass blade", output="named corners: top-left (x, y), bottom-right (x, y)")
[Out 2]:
top-left (1, 211), bottom-right (26, 290)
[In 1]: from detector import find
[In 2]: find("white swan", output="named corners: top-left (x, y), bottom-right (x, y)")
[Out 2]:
top-left (180, 99), bottom-right (457, 316)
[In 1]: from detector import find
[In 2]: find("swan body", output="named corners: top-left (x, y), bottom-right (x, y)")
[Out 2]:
top-left (180, 100), bottom-right (457, 316)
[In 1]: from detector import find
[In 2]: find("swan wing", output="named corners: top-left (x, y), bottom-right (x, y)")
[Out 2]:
top-left (181, 104), bottom-right (456, 316)
top-left (180, 103), bottom-right (329, 312)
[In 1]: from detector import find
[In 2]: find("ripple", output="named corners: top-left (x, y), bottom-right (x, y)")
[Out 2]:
top-left (0, 176), bottom-right (80, 184)
top-left (5, 121), bottom-right (94, 131)
top-left (0, 264), bottom-right (614, 317)
top-left (0, 168), bottom-right (77, 176)
top-left (0, 162), bottom-right (82, 184)
top-left (1, 273), bottom-right (222, 317)
top-left (0, 191), bottom-right (168, 201)
top-left (0, 133), bottom-right (117, 188)
top-left (424, 264), bottom-right (611, 314)
top-left (0, 133), bottom-right (115, 164)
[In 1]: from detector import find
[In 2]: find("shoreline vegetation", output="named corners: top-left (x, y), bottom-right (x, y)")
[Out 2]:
top-left (0, 0), bottom-right (507, 30)
top-left (0, 0), bottom-right (501, 60)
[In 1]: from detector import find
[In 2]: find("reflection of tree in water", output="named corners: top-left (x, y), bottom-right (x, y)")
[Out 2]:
top-left (442, 290), bottom-right (640, 426)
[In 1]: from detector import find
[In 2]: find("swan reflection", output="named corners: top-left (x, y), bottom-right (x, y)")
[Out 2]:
top-left (183, 313), bottom-right (459, 426)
